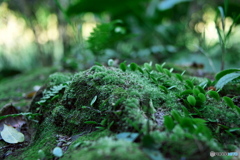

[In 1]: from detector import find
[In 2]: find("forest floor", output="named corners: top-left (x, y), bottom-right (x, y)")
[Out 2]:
top-left (0, 63), bottom-right (239, 160)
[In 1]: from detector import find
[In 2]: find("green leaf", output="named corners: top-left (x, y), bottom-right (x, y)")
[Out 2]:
top-left (175, 73), bottom-right (183, 82)
top-left (84, 121), bottom-right (98, 124)
top-left (141, 134), bottom-right (155, 148)
top-left (144, 63), bottom-right (152, 72)
top-left (185, 80), bottom-right (194, 89)
top-left (158, 85), bottom-right (168, 94)
top-left (228, 127), bottom-right (240, 132)
top-left (197, 86), bottom-right (206, 94)
top-left (198, 93), bottom-right (206, 103)
top-left (164, 116), bottom-right (175, 131)
top-left (120, 62), bottom-right (127, 72)
top-left (130, 63), bottom-right (138, 71)
top-left (180, 89), bottom-right (193, 96)
top-left (182, 106), bottom-right (190, 117)
top-left (163, 68), bottom-right (172, 77)
top-left (137, 67), bottom-right (144, 74)
top-left (215, 72), bottom-right (240, 89)
top-left (90, 95), bottom-right (98, 106)
top-left (155, 64), bottom-right (164, 73)
top-left (0, 112), bottom-right (40, 120)
top-left (207, 90), bottom-right (220, 101)
top-left (1, 124), bottom-right (24, 144)
top-left (223, 96), bottom-right (235, 109)
top-left (193, 88), bottom-right (200, 96)
top-left (215, 68), bottom-right (240, 81)
top-left (171, 110), bottom-right (181, 123)
top-left (187, 95), bottom-right (196, 106)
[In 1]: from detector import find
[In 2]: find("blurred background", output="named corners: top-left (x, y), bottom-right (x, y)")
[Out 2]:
top-left (0, 0), bottom-right (240, 76)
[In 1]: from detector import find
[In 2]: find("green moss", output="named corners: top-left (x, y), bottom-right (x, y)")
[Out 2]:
top-left (0, 67), bottom-right (57, 108)
top-left (6, 119), bottom-right (58, 160)
top-left (62, 136), bottom-right (149, 160)
top-left (2, 64), bottom-right (239, 160)
top-left (47, 72), bottom-right (72, 87)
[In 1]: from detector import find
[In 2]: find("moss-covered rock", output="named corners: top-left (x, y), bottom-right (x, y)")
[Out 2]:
top-left (2, 64), bottom-right (239, 160)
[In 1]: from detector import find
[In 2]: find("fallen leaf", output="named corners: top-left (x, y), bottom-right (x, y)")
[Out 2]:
top-left (0, 104), bottom-right (25, 138)
top-left (0, 124), bottom-right (24, 144)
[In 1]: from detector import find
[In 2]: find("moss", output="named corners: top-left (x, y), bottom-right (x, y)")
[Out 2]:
top-left (0, 67), bottom-right (57, 108)
top-left (47, 72), bottom-right (72, 87)
top-left (2, 64), bottom-right (239, 160)
top-left (62, 137), bottom-right (149, 160)
top-left (6, 118), bottom-right (58, 160)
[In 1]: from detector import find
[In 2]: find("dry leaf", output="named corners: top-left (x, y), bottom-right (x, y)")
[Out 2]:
top-left (0, 124), bottom-right (24, 144)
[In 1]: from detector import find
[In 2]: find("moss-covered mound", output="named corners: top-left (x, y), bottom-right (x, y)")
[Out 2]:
top-left (3, 63), bottom-right (240, 160)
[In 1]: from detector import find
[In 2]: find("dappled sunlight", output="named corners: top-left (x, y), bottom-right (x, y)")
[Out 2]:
top-left (0, 3), bottom-right (34, 50)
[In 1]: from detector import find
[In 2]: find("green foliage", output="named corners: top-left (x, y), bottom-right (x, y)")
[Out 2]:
top-left (163, 115), bottom-right (175, 131)
top-left (0, 112), bottom-right (41, 120)
top-left (207, 90), bottom-right (220, 101)
top-left (215, 69), bottom-right (240, 89)
top-left (187, 95), bottom-right (196, 106)
top-left (37, 82), bottom-right (70, 105)
top-left (87, 20), bottom-right (128, 54)
top-left (119, 61), bottom-right (127, 72)
top-left (130, 63), bottom-right (138, 71)
top-left (223, 96), bottom-right (235, 109)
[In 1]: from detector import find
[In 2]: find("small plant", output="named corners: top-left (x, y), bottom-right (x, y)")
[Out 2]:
top-left (207, 90), bottom-right (220, 102)
top-left (37, 81), bottom-right (71, 105)
top-left (215, 2), bottom-right (240, 70)
top-left (187, 95), bottom-right (196, 106)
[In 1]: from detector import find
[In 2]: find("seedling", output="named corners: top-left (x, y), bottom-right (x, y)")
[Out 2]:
top-left (187, 95), bottom-right (196, 106)
top-left (119, 61), bottom-right (127, 72)
top-left (207, 90), bottom-right (220, 101)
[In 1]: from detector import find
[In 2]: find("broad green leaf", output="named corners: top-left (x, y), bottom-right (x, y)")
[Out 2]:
top-left (1, 124), bottom-right (24, 144)
top-left (130, 63), bottom-right (138, 71)
top-left (215, 72), bottom-right (240, 89)
top-left (207, 90), bottom-right (220, 101)
top-left (215, 69), bottom-right (240, 81)
top-left (120, 62), bottom-right (127, 72)
top-left (158, 85), bottom-right (168, 94)
top-left (164, 115), bottom-right (175, 131)
top-left (192, 88), bottom-right (200, 96)
top-left (171, 110), bottom-right (181, 123)
top-left (185, 80), bottom-right (194, 89)
top-left (155, 64), bottom-right (163, 73)
top-left (223, 96), bottom-right (235, 109)
top-left (144, 63), bottom-right (152, 72)
top-left (198, 93), bottom-right (206, 103)
top-left (180, 89), bottom-right (193, 96)
top-left (175, 73), bottom-right (183, 82)
top-left (163, 68), bottom-right (172, 77)
top-left (187, 95), bottom-right (196, 106)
